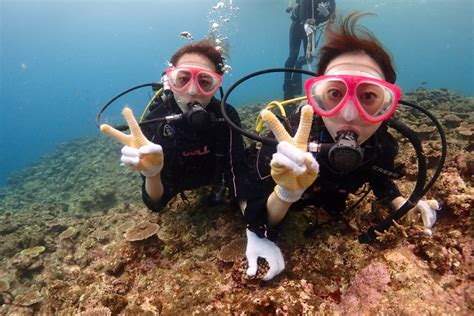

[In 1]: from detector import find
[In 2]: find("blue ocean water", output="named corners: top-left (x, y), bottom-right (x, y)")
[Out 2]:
top-left (1, 0), bottom-right (473, 186)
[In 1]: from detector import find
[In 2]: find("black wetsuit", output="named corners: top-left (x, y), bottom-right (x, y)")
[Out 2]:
top-left (283, 0), bottom-right (336, 99)
top-left (293, 119), bottom-right (402, 215)
top-left (246, 115), bottom-right (402, 240)
top-left (140, 96), bottom-right (251, 212)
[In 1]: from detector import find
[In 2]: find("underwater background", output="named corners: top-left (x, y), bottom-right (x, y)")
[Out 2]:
top-left (1, 0), bottom-right (473, 185)
top-left (0, 1), bottom-right (473, 314)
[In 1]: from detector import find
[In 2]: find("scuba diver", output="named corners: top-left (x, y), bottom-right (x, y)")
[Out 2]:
top-left (283, 0), bottom-right (336, 100)
top-left (239, 13), bottom-right (441, 281)
top-left (100, 40), bottom-right (251, 212)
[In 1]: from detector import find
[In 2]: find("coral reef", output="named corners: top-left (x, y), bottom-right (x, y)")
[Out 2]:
top-left (0, 280), bottom-right (9, 293)
top-left (19, 246), bottom-right (45, 257)
top-left (333, 261), bottom-right (391, 314)
top-left (0, 88), bottom-right (472, 314)
top-left (77, 306), bottom-right (112, 316)
top-left (13, 291), bottom-right (42, 307)
top-left (217, 238), bottom-right (246, 262)
top-left (123, 221), bottom-right (159, 242)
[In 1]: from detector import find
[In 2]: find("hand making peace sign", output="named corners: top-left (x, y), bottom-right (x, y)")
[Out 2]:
top-left (100, 107), bottom-right (164, 177)
top-left (260, 104), bottom-right (319, 203)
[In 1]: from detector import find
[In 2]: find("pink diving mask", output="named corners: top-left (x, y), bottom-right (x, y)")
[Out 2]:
top-left (304, 75), bottom-right (402, 123)
top-left (166, 66), bottom-right (222, 97)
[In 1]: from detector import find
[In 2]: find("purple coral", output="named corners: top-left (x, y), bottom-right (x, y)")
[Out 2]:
top-left (337, 262), bottom-right (391, 313)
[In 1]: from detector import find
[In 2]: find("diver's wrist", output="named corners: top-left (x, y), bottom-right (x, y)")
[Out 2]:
top-left (141, 168), bottom-right (162, 178)
top-left (390, 196), bottom-right (406, 210)
top-left (274, 185), bottom-right (304, 203)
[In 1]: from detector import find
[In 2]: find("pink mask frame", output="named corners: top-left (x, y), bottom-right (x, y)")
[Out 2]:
top-left (166, 66), bottom-right (222, 97)
top-left (304, 75), bottom-right (402, 123)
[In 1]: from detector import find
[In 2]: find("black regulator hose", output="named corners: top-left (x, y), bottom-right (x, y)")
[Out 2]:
top-left (220, 68), bottom-right (317, 146)
top-left (358, 100), bottom-right (447, 243)
top-left (220, 68), bottom-right (447, 244)
top-left (398, 100), bottom-right (447, 197)
top-left (97, 83), bottom-right (225, 131)
top-left (96, 82), bottom-right (161, 130)
top-left (358, 118), bottom-right (426, 243)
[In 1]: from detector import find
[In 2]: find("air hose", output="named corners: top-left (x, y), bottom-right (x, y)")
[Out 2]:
top-left (220, 68), bottom-right (446, 244)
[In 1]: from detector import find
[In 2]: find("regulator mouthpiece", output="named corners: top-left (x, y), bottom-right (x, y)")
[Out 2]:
top-left (328, 130), bottom-right (363, 173)
top-left (184, 102), bottom-right (210, 131)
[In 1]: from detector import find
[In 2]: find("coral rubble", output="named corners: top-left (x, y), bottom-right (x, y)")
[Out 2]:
top-left (0, 88), bottom-right (472, 314)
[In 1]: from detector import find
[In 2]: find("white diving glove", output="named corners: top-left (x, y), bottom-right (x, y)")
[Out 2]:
top-left (395, 198), bottom-right (440, 236)
top-left (304, 18), bottom-right (316, 36)
top-left (317, 1), bottom-right (330, 17)
top-left (414, 200), bottom-right (439, 236)
top-left (245, 229), bottom-right (285, 281)
top-left (121, 143), bottom-right (163, 177)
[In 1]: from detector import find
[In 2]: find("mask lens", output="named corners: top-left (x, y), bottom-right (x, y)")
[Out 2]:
top-left (356, 82), bottom-right (395, 118)
top-left (309, 78), bottom-right (347, 114)
top-left (170, 69), bottom-right (192, 89)
top-left (197, 72), bottom-right (219, 93)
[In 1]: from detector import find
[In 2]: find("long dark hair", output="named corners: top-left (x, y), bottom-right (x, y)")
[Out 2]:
top-left (317, 13), bottom-right (397, 83)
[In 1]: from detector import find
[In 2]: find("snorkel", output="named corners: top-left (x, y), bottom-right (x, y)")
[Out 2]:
top-left (220, 68), bottom-right (446, 244)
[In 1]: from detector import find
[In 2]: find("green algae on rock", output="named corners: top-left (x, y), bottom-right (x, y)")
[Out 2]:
top-left (20, 245), bottom-right (46, 257)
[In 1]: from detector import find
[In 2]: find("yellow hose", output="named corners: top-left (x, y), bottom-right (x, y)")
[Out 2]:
top-left (255, 96), bottom-right (307, 134)
top-left (139, 88), bottom-right (163, 122)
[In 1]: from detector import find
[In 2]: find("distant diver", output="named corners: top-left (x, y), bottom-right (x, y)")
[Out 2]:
top-left (283, 0), bottom-right (336, 100)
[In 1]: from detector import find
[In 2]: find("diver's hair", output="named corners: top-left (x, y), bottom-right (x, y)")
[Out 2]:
top-left (170, 39), bottom-right (225, 75)
top-left (317, 13), bottom-right (396, 83)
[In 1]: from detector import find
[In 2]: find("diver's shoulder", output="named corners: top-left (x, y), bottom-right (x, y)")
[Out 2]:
top-left (211, 98), bottom-right (239, 116)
